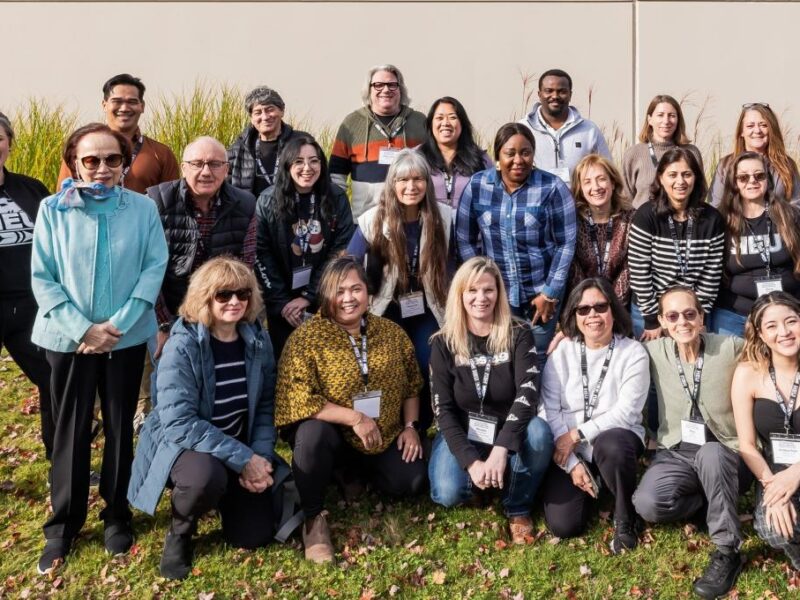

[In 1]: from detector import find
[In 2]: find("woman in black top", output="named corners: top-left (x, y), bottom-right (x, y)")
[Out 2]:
top-left (254, 134), bottom-right (356, 360)
top-left (713, 152), bottom-right (800, 337)
top-left (428, 256), bottom-right (554, 544)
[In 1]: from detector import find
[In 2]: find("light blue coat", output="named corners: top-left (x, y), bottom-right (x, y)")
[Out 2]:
top-left (30, 187), bottom-right (168, 352)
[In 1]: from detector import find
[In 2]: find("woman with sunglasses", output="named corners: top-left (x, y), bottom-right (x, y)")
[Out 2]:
top-left (633, 286), bottom-right (749, 600)
top-left (714, 152), bottom-right (800, 337)
top-left (541, 278), bottom-right (648, 553)
top-left (710, 103), bottom-right (800, 207)
top-left (255, 134), bottom-right (355, 361)
top-left (31, 123), bottom-right (168, 573)
top-left (130, 257), bottom-right (281, 580)
top-left (732, 292), bottom-right (800, 573)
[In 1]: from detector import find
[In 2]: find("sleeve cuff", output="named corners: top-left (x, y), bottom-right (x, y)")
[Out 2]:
top-left (578, 421), bottom-right (600, 443)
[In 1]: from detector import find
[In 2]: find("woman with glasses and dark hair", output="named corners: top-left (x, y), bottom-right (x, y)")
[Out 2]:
top-left (32, 123), bottom-right (168, 573)
top-left (255, 134), bottom-right (355, 360)
top-left (275, 257), bottom-right (427, 564)
top-left (417, 97), bottom-right (492, 208)
top-left (622, 94), bottom-right (704, 209)
top-left (713, 152), bottom-right (800, 337)
top-left (129, 257), bottom-right (282, 580)
top-left (541, 277), bottom-right (648, 553)
top-left (710, 103), bottom-right (800, 207)
top-left (633, 286), bottom-right (749, 600)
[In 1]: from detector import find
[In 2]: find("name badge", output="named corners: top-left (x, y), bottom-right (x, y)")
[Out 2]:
top-left (755, 277), bottom-right (783, 297)
top-left (378, 147), bottom-right (400, 166)
top-left (770, 432), bottom-right (800, 465)
top-left (399, 291), bottom-right (425, 319)
top-left (292, 265), bottom-right (313, 289)
top-left (547, 167), bottom-right (570, 184)
top-left (467, 412), bottom-right (498, 445)
top-left (352, 390), bottom-right (381, 419)
top-left (681, 418), bottom-right (707, 446)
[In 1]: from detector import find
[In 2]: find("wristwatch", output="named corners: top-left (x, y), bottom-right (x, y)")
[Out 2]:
top-left (158, 321), bottom-right (172, 333)
top-left (404, 420), bottom-right (420, 431)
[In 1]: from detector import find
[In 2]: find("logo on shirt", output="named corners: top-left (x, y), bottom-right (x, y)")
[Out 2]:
top-left (0, 197), bottom-right (34, 247)
top-left (733, 233), bottom-right (783, 255)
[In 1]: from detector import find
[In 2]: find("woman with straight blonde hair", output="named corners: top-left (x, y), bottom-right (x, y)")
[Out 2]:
top-left (428, 257), bottom-right (554, 544)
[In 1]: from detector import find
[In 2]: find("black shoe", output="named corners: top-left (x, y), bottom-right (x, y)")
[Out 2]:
top-left (159, 531), bottom-right (193, 580)
top-left (692, 549), bottom-right (743, 599)
top-left (104, 522), bottom-right (134, 555)
top-left (610, 519), bottom-right (638, 555)
top-left (37, 538), bottom-right (71, 574)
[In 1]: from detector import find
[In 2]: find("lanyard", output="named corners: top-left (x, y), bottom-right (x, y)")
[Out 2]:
top-left (348, 319), bottom-right (369, 390)
top-left (647, 142), bottom-right (659, 167)
top-left (580, 336), bottom-right (615, 420)
top-left (121, 135), bottom-right (144, 185)
top-left (469, 355), bottom-right (493, 415)
top-left (673, 339), bottom-right (704, 418)
top-left (586, 215), bottom-right (613, 276)
top-left (444, 171), bottom-right (454, 200)
top-left (405, 223), bottom-right (422, 291)
top-left (255, 138), bottom-right (281, 186)
top-left (373, 113), bottom-right (407, 143)
top-left (667, 215), bottom-right (694, 280)
top-left (768, 364), bottom-right (800, 433)
top-left (296, 193), bottom-right (317, 263)
top-left (744, 204), bottom-right (772, 278)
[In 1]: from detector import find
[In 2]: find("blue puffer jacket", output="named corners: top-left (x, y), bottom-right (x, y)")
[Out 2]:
top-left (128, 317), bottom-right (281, 515)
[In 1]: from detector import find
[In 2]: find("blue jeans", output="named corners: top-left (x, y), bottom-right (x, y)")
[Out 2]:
top-left (631, 303), bottom-right (646, 339)
top-left (710, 307), bottom-right (746, 338)
top-left (428, 417), bottom-right (554, 516)
top-left (510, 304), bottom-right (560, 369)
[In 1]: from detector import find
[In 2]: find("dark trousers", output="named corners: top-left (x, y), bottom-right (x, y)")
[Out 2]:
top-left (543, 428), bottom-right (643, 538)
top-left (267, 312), bottom-right (295, 365)
top-left (43, 344), bottom-right (145, 540)
top-left (287, 419), bottom-right (427, 518)
top-left (0, 295), bottom-right (53, 458)
top-left (169, 450), bottom-right (274, 549)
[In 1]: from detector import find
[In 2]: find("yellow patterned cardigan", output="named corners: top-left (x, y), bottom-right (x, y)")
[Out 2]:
top-left (275, 313), bottom-right (422, 454)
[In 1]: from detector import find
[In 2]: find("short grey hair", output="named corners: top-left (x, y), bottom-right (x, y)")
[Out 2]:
top-left (360, 64), bottom-right (410, 109)
top-left (244, 86), bottom-right (285, 113)
top-left (182, 136), bottom-right (228, 161)
top-left (0, 112), bottom-right (14, 145)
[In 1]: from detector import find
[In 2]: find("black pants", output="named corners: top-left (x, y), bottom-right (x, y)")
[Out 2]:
top-left (542, 428), bottom-right (643, 538)
top-left (0, 295), bottom-right (53, 459)
top-left (44, 344), bottom-right (145, 540)
top-left (287, 419), bottom-right (427, 518)
top-left (169, 450), bottom-right (274, 549)
top-left (267, 312), bottom-right (295, 365)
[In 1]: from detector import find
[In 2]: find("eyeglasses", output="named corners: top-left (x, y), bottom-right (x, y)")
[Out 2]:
top-left (662, 309), bottom-right (699, 323)
top-left (735, 172), bottom-right (768, 184)
top-left (214, 288), bottom-right (252, 303)
top-left (79, 154), bottom-right (124, 170)
top-left (291, 157), bottom-right (321, 169)
top-left (107, 98), bottom-right (142, 108)
top-left (370, 82), bottom-right (399, 92)
top-left (742, 102), bottom-right (770, 110)
top-left (184, 160), bottom-right (228, 172)
top-left (575, 302), bottom-right (610, 316)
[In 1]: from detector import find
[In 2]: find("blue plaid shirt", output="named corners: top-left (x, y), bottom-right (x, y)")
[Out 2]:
top-left (456, 168), bottom-right (576, 307)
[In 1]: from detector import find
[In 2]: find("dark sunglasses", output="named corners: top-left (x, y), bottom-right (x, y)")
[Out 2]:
top-left (79, 154), bottom-right (124, 170)
top-left (735, 172), bottom-right (768, 184)
top-left (662, 309), bottom-right (699, 323)
top-left (575, 302), bottom-right (610, 316)
top-left (214, 288), bottom-right (252, 303)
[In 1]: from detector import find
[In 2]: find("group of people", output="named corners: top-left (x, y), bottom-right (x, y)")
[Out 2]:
top-left (2, 64), bottom-right (800, 598)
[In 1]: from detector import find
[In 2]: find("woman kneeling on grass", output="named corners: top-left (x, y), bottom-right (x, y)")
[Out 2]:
top-left (427, 257), bottom-right (554, 544)
top-left (128, 257), bottom-right (283, 580)
top-left (275, 256), bottom-right (427, 563)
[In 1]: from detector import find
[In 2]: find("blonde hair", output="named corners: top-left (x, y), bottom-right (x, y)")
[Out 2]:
top-left (179, 256), bottom-right (263, 327)
top-left (570, 154), bottom-right (631, 218)
top-left (432, 257), bottom-right (515, 363)
top-left (740, 291), bottom-right (800, 371)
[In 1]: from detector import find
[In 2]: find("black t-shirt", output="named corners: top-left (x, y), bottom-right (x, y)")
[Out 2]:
top-left (0, 182), bottom-right (37, 297)
top-left (289, 192), bottom-right (322, 272)
top-left (253, 138), bottom-right (280, 197)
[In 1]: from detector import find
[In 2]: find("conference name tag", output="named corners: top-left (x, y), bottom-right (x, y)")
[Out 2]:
top-left (547, 167), bottom-right (570, 184)
top-left (378, 147), bottom-right (401, 165)
top-left (681, 418), bottom-right (707, 446)
top-left (399, 291), bottom-right (425, 319)
top-left (467, 412), bottom-right (498, 445)
top-left (352, 390), bottom-right (381, 419)
top-left (755, 277), bottom-right (783, 297)
top-left (292, 265), bottom-right (313, 289)
top-left (770, 433), bottom-right (800, 465)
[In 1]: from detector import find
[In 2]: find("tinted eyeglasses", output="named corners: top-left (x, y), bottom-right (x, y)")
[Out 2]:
top-left (184, 160), bottom-right (228, 172)
top-left (742, 102), bottom-right (770, 110)
top-left (735, 172), bottom-right (768, 184)
top-left (214, 288), bottom-right (252, 303)
top-left (575, 302), bottom-right (610, 316)
top-left (79, 154), bottom-right (124, 170)
top-left (662, 309), bottom-right (699, 323)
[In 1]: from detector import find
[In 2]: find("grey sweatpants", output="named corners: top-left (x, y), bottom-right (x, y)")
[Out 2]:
top-left (632, 442), bottom-right (747, 548)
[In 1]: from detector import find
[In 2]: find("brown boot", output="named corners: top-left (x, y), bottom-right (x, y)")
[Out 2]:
top-left (508, 515), bottom-right (534, 545)
top-left (303, 512), bottom-right (334, 563)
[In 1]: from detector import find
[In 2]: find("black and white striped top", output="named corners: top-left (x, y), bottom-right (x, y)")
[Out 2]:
top-left (209, 335), bottom-right (249, 442)
top-left (628, 202), bottom-right (725, 329)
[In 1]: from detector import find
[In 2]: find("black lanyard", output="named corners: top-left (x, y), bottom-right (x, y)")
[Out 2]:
top-left (121, 135), bottom-right (144, 185)
top-left (444, 171), bottom-right (454, 200)
top-left (348, 319), bottom-right (369, 390)
top-left (255, 138), bottom-right (280, 186)
top-left (373, 113), bottom-right (407, 143)
top-left (406, 224), bottom-right (422, 291)
top-left (674, 340), bottom-right (704, 419)
top-left (469, 355), bottom-right (493, 415)
top-left (744, 204), bottom-right (773, 278)
top-left (586, 215), bottom-right (613, 277)
top-left (768, 364), bottom-right (800, 433)
top-left (647, 142), bottom-right (659, 167)
top-left (667, 215), bottom-right (694, 280)
top-left (296, 193), bottom-right (317, 263)
top-left (580, 336), bottom-right (615, 420)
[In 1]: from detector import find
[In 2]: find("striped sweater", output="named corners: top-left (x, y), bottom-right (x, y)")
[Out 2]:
top-left (329, 106), bottom-right (426, 219)
top-left (628, 202), bottom-right (725, 329)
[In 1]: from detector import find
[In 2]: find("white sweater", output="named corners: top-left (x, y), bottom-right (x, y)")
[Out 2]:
top-left (541, 334), bottom-right (650, 472)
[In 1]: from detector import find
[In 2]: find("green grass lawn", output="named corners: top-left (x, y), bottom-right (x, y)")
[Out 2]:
top-left (0, 355), bottom-right (796, 600)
